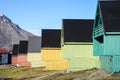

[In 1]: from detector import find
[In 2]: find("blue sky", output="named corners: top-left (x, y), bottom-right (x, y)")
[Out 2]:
top-left (0, 0), bottom-right (98, 36)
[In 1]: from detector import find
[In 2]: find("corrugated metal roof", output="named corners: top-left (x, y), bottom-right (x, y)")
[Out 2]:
top-left (28, 36), bottom-right (41, 52)
top-left (41, 29), bottom-right (61, 48)
top-left (18, 41), bottom-right (28, 53)
top-left (12, 44), bottom-right (19, 55)
top-left (63, 19), bottom-right (93, 42)
top-left (99, 1), bottom-right (120, 32)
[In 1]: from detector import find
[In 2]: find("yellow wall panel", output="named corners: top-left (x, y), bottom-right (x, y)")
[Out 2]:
top-left (44, 60), bottom-right (68, 70)
top-left (41, 48), bottom-right (63, 61)
top-left (41, 48), bottom-right (68, 70)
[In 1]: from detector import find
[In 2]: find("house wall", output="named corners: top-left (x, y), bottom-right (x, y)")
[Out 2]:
top-left (44, 60), bottom-right (68, 70)
top-left (67, 58), bottom-right (99, 71)
top-left (12, 55), bottom-right (18, 65)
top-left (93, 39), bottom-right (104, 56)
top-left (62, 44), bottom-right (96, 59)
top-left (62, 44), bottom-right (99, 71)
top-left (41, 48), bottom-right (63, 60)
top-left (104, 35), bottom-right (120, 55)
top-left (41, 48), bottom-right (68, 70)
top-left (100, 56), bottom-right (120, 72)
top-left (15, 54), bottom-right (31, 67)
top-left (27, 52), bottom-right (45, 67)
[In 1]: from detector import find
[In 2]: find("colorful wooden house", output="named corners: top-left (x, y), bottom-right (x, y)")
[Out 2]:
top-left (62, 19), bottom-right (99, 71)
top-left (12, 41), bottom-right (31, 66)
top-left (93, 1), bottom-right (120, 72)
top-left (41, 29), bottom-right (68, 70)
top-left (27, 36), bottom-right (44, 67)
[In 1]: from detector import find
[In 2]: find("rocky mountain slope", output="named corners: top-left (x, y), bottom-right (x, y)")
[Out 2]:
top-left (0, 13), bottom-right (35, 50)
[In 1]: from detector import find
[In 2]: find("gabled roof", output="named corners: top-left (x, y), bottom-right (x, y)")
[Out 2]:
top-left (63, 19), bottom-right (93, 42)
top-left (12, 44), bottom-right (19, 55)
top-left (19, 41), bottom-right (28, 53)
top-left (99, 1), bottom-right (120, 32)
top-left (28, 36), bottom-right (41, 52)
top-left (41, 29), bottom-right (61, 48)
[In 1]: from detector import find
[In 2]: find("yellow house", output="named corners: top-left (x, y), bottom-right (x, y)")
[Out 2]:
top-left (27, 36), bottom-right (44, 67)
top-left (41, 29), bottom-right (68, 70)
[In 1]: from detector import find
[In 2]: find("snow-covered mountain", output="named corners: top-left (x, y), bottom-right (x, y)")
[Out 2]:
top-left (0, 13), bottom-right (35, 50)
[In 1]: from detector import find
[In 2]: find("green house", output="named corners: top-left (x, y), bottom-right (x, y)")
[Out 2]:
top-left (62, 19), bottom-right (99, 71)
top-left (93, 1), bottom-right (120, 56)
top-left (93, 1), bottom-right (120, 72)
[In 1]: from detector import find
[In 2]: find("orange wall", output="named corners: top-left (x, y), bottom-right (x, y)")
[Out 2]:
top-left (12, 55), bottom-right (18, 65)
top-left (12, 54), bottom-right (31, 67)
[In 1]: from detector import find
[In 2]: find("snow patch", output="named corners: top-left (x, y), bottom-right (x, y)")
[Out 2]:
top-left (0, 13), bottom-right (3, 16)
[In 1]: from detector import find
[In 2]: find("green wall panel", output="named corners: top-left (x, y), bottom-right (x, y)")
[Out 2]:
top-left (100, 56), bottom-right (120, 72)
top-left (62, 44), bottom-right (95, 59)
top-left (93, 39), bottom-right (104, 56)
top-left (67, 58), bottom-right (100, 71)
top-left (104, 35), bottom-right (120, 55)
top-left (100, 56), bottom-right (113, 72)
top-left (62, 43), bottom-right (100, 71)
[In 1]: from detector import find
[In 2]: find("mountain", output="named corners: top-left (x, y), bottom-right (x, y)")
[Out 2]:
top-left (0, 13), bottom-right (35, 50)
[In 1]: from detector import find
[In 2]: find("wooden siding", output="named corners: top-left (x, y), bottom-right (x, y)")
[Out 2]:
top-left (12, 55), bottom-right (18, 65)
top-left (62, 44), bottom-right (100, 71)
top-left (41, 48), bottom-right (63, 61)
top-left (68, 58), bottom-right (99, 71)
top-left (17, 54), bottom-right (31, 66)
top-left (100, 56), bottom-right (120, 72)
top-left (12, 54), bottom-right (31, 67)
top-left (104, 35), bottom-right (120, 55)
top-left (93, 38), bottom-right (104, 56)
top-left (94, 35), bottom-right (120, 56)
top-left (44, 60), bottom-right (68, 70)
top-left (41, 48), bottom-right (68, 70)
top-left (62, 44), bottom-right (95, 59)
top-left (27, 52), bottom-right (45, 67)
top-left (93, 1), bottom-right (104, 56)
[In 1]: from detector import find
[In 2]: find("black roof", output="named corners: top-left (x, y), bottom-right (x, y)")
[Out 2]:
top-left (41, 29), bottom-right (61, 48)
top-left (63, 19), bottom-right (94, 42)
top-left (18, 41), bottom-right (28, 54)
top-left (28, 36), bottom-right (41, 52)
top-left (12, 44), bottom-right (19, 55)
top-left (99, 1), bottom-right (120, 32)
